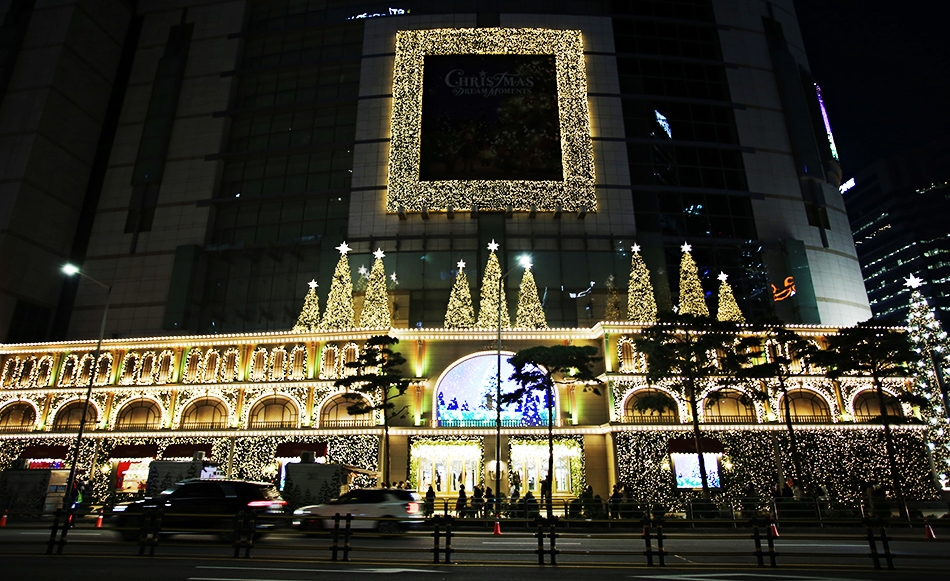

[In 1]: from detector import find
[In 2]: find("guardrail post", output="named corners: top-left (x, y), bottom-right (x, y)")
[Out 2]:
top-left (655, 516), bottom-right (666, 566)
top-left (641, 515), bottom-right (653, 566)
top-left (46, 509), bottom-right (62, 555)
top-left (864, 518), bottom-right (881, 569)
top-left (535, 516), bottom-right (545, 565)
top-left (764, 516), bottom-right (777, 567)
top-left (879, 523), bottom-right (894, 570)
top-left (232, 511), bottom-right (255, 558)
top-left (549, 516), bottom-right (558, 566)
top-left (331, 513), bottom-right (340, 561)
top-left (342, 514), bottom-right (352, 562)
top-left (751, 517), bottom-right (764, 567)
top-left (432, 516), bottom-right (442, 564)
top-left (443, 515), bottom-right (453, 564)
top-left (56, 508), bottom-right (75, 555)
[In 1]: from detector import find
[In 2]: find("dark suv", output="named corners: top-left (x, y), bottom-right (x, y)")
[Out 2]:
top-left (111, 479), bottom-right (287, 539)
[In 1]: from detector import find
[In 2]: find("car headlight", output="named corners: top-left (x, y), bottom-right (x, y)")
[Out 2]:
top-left (293, 509), bottom-right (307, 515)
top-left (112, 505), bottom-right (128, 513)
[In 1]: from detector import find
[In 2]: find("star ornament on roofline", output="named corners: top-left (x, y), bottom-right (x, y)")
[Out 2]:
top-left (373, 248), bottom-right (386, 259)
top-left (308, 279), bottom-right (318, 290)
top-left (905, 273), bottom-right (924, 289)
top-left (681, 242), bottom-right (692, 253)
top-left (718, 272), bottom-right (728, 282)
top-left (336, 241), bottom-right (351, 255)
top-left (487, 239), bottom-right (499, 252)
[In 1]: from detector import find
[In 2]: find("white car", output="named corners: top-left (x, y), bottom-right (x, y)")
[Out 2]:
top-left (293, 488), bottom-right (424, 532)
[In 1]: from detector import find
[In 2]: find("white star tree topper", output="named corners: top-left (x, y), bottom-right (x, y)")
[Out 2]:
top-left (308, 279), bottom-right (318, 289)
top-left (905, 274), bottom-right (923, 288)
top-left (718, 272), bottom-right (728, 282)
top-left (373, 248), bottom-right (385, 259)
top-left (681, 242), bottom-right (692, 253)
top-left (336, 241), bottom-right (351, 255)
top-left (487, 239), bottom-right (499, 252)
top-left (631, 243), bottom-right (641, 253)
top-left (457, 260), bottom-right (466, 270)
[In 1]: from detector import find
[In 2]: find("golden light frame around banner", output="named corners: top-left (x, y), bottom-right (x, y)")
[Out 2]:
top-left (387, 28), bottom-right (596, 213)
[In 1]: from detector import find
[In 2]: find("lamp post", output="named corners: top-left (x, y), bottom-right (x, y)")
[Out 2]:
top-left (495, 254), bottom-right (531, 516)
top-left (61, 264), bottom-right (111, 514)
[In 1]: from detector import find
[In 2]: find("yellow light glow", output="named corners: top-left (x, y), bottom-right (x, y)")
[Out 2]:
top-left (387, 28), bottom-right (595, 213)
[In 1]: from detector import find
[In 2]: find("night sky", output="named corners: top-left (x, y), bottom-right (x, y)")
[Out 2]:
top-left (793, 0), bottom-right (948, 175)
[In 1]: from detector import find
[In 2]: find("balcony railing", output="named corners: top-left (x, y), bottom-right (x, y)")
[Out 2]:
top-left (114, 421), bottom-right (161, 431)
top-left (49, 422), bottom-right (97, 432)
top-left (789, 414), bottom-right (833, 424)
top-left (621, 415), bottom-right (678, 424)
top-left (437, 419), bottom-right (555, 428)
top-left (703, 414), bottom-right (757, 424)
top-left (249, 420), bottom-right (298, 429)
top-left (320, 419), bottom-right (376, 428)
top-left (0, 424), bottom-right (34, 433)
top-left (178, 421), bottom-right (228, 430)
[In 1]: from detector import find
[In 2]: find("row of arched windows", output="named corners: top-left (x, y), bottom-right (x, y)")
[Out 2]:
top-left (2, 342), bottom-right (364, 389)
top-left (617, 337), bottom-right (820, 375)
top-left (0, 391), bottom-right (374, 433)
top-left (621, 388), bottom-right (901, 424)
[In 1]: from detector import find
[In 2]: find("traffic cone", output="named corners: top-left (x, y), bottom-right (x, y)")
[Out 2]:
top-left (0, 510), bottom-right (7, 527)
top-left (924, 519), bottom-right (936, 539)
top-left (95, 509), bottom-right (104, 528)
top-left (770, 522), bottom-right (780, 538)
top-left (492, 518), bottom-right (503, 535)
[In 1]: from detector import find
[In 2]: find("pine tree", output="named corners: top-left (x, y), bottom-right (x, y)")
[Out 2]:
top-left (678, 242), bottom-right (709, 317)
top-left (444, 260), bottom-right (475, 328)
top-left (604, 274), bottom-right (623, 321)
top-left (627, 244), bottom-right (657, 322)
top-left (320, 242), bottom-right (355, 330)
top-left (715, 272), bottom-right (745, 322)
top-left (905, 274), bottom-right (950, 487)
top-left (476, 242), bottom-right (510, 329)
top-left (292, 280), bottom-right (321, 332)
top-left (515, 267), bottom-right (547, 329)
top-left (359, 249), bottom-right (392, 328)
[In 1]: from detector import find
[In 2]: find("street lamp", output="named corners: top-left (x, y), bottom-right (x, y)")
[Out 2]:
top-left (495, 253), bottom-right (531, 515)
top-left (60, 263), bottom-right (112, 514)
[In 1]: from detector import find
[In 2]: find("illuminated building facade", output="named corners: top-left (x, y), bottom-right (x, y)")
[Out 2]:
top-left (0, 0), bottom-right (870, 345)
top-left (0, 325), bottom-right (941, 507)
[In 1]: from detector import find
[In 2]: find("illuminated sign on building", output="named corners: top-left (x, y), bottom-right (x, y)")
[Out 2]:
top-left (772, 276), bottom-right (796, 301)
top-left (814, 83), bottom-right (839, 161)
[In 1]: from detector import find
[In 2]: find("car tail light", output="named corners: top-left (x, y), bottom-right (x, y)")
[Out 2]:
top-left (406, 501), bottom-right (419, 514)
top-left (248, 500), bottom-right (287, 508)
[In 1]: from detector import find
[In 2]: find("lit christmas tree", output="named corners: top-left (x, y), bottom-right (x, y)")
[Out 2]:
top-left (444, 259), bottom-right (475, 328)
top-left (292, 279), bottom-right (321, 332)
top-left (475, 240), bottom-right (511, 329)
top-left (715, 272), bottom-right (745, 322)
top-left (627, 243), bottom-right (657, 322)
top-left (515, 264), bottom-right (547, 329)
top-left (904, 274), bottom-right (950, 488)
top-left (320, 241), bottom-right (355, 330)
top-left (678, 242), bottom-right (709, 317)
top-left (604, 274), bottom-right (623, 321)
top-left (359, 248), bottom-right (392, 328)
top-left (354, 264), bottom-right (369, 292)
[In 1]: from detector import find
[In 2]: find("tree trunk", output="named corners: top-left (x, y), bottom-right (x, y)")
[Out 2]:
top-left (546, 380), bottom-right (555, 520)
top-left (875, 374), bottom-right (906, 518)
top-left (383, 387), bottom-right (390, 486)
top-left (779, 377), bottom-right (804, 490)
top-left (688, 378), bottom-right (710, 499)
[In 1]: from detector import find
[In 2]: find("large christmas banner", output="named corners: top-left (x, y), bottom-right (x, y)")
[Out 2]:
top-left (436, 353), bottom-right (552, 427)
top-left (420, 54), bottom-right (563, 182)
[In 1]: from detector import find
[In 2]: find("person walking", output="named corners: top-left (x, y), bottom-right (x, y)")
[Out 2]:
top-left (425, 484), bottom-right (436, 517)
top-left (455, 484), bottom-right (467, 517)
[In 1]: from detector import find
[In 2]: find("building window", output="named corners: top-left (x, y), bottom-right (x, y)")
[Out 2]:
top-left (115, 399), bottom-right (162, 430)
top-left (779, 390), bottom-right (832, 423)
top-left (248, 396), bottom-right (298, 429)
top-left (624, 388), bottom-right (678, 423)
top-left (180, 398), bottom-right (228, 430)
top-left (853, 391), bottom-right (902, 422)
top-left (52, 401), bottom-right (97, 431)
top-left (703, 389), bottom-right (755, 423)
top-left (0, 402), bottom-right (35, 432)
top-left (319, 393), bottom-right (373, 428)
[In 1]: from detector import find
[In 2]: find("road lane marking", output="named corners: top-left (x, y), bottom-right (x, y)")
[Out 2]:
top-left (18, 531), bottom-right (104, 536)
top-left (479, 540), bottom-right (580, 545)
top-left (196, 565), bottom-right (437, 574)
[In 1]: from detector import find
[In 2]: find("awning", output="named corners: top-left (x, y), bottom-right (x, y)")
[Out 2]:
top-left (18, 445), bottom-right (69, 459)
top-left (162, 443), bottom-right (213, 459)
top-left (109, 444), bottom-right (159, 459)
top-left (667, 436), bottom-right (725, 454)
top-left (275, 442), bottom-right (328, 458)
